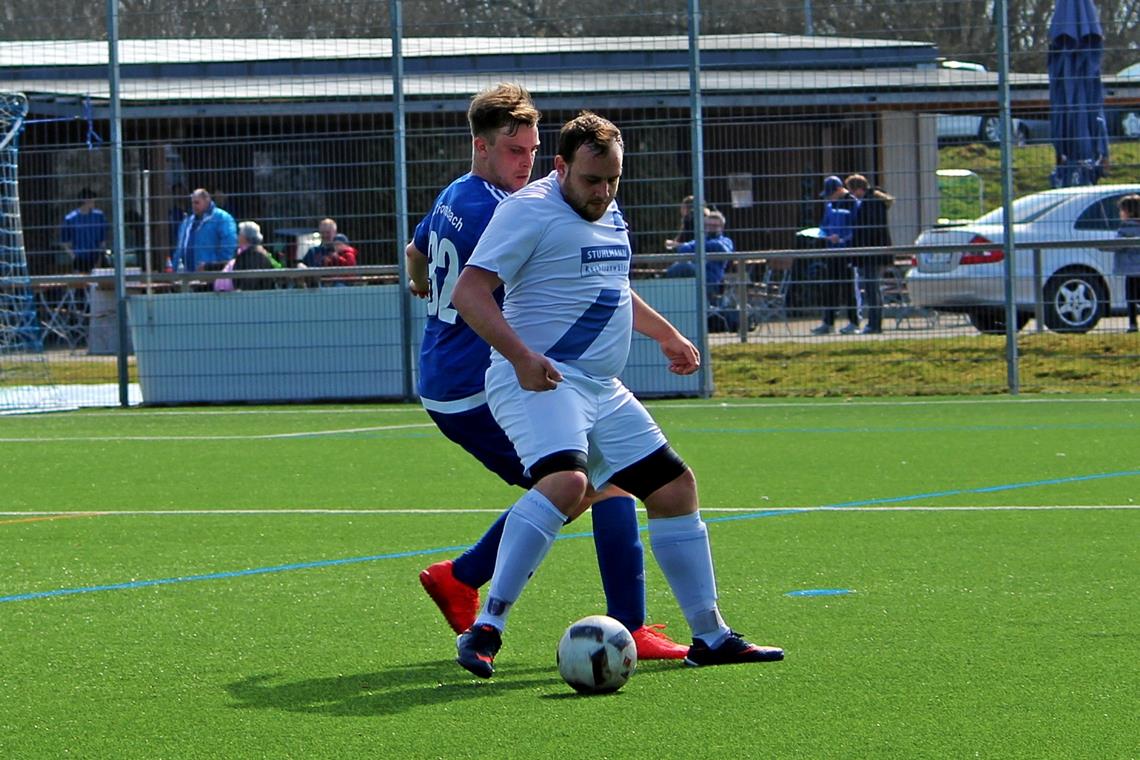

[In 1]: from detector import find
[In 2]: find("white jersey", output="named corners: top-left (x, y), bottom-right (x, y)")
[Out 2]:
top-left (467, 171), bottom-right (633, 379)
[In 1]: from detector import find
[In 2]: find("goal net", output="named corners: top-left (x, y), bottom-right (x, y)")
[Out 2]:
top-left (1, 92), bottom-right (70, 414)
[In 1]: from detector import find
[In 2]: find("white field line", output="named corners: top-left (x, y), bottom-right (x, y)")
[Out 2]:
top-left (0, 422), bottom-right (437, 443)
top-left (2, 504), bottom-right (1136, 517)
top-left (646, 397), bottom-right (1140, 411)
top-left (20, 395), bottom-right (1140, 420)
top-left (68, 406), bottom-right (431, 417)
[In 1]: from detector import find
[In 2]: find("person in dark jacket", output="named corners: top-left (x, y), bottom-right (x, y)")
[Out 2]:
top-left (1116, 194), bottom-right (1140, 333)
top-left (215, 221), bottom-right (277, 292)
top-left (846, 174), bottom-right (895, 334)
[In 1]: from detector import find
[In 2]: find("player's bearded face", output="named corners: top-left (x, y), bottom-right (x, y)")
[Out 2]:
top-left (481, 125), bottom-right (541, 193)
top-left (557, 145), bottom-right (623, 222)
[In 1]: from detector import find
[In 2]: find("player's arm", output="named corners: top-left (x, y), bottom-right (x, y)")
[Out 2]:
top-left (631, 289), bottom-right (700, 376)
top-left (452, 265), bottom-right (563, 391)
top-left (404, 241), bottom-right (430, 298)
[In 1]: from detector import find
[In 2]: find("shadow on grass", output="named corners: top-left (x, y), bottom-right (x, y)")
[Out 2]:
top-left (225, 659), bottom-right (680, 715)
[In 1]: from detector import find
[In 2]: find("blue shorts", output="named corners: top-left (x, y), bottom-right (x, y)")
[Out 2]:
top-left (427, 404), bottom-right (532, 489)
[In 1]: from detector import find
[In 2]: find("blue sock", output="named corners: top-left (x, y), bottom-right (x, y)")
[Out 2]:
top-left (452, 508), bottom-right (508, 589)
top-left (591, 495), bottom-right (646, 631)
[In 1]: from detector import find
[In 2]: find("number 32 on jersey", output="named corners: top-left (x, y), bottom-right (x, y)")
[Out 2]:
top-left (427, 230), bottom-right (460, 324)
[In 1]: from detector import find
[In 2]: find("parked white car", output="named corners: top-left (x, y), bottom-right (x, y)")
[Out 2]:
top-left (907, 184), bottom-right (1140, 333)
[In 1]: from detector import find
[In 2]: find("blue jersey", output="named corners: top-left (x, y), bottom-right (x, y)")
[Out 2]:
top-left (413, 173), bottom-right (510, 410)
top-left (61, 208), bottom-right (108, 261)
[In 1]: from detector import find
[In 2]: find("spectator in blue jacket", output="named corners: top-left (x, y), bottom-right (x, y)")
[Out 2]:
top-left (172, 188), bottom-right (237, 272)
top-left (811, 175), bottom-right (860, 335)
top-left (665, 208), bottom-right (732, 303)
top-left (60, 188), bottom-right (108, 273)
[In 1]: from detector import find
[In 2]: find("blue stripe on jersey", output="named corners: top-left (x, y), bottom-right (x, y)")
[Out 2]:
top-left (545, 288), bottom-right (621, 362)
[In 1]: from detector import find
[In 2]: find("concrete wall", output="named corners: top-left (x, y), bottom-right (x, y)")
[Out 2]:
top-left (127, 279), bottom-right (704, 405)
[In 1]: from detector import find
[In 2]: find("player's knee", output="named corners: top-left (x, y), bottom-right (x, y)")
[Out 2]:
top-left (643, 467), bottom-right (698, 518)
top-left (530, 450), bottom-right (589, 515)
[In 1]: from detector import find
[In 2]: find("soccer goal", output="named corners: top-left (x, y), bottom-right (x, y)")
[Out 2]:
top-left (0, 92), bottom-right (70, 414)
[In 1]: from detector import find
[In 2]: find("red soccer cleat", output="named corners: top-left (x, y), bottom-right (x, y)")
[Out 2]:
top-left (631, 623), bottom-right (690, 660)
top-left (419, 560), bottom-right (479, 634)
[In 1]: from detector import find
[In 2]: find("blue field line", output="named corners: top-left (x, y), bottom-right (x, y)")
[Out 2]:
top-left (702, 469), bottom-right (1140, 525)
top-left (0, 544), bottom-right (471, 604)
top-left (2, 469), bottom-right (1137, 605)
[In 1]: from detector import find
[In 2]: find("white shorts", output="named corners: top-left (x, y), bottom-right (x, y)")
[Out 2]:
top-left (485, 359), bottom-right (668, 487)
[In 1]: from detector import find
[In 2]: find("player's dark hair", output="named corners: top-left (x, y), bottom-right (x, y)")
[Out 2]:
top-left (557, 111), bottom-right (623, 163)
top-left (468, 83), bottom-right (541, 142)
top-left (78, 187), bottom-right (96, 201)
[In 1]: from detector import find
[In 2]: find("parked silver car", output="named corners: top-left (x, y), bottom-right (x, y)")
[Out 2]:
top-left (937, 113), bottom-right (1031, 146)
top-left (907, 184), bottom-right (1140, 333)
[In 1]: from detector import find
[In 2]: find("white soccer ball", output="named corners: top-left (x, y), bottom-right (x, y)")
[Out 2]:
top-left (556, 614), bottom-right (637, 694)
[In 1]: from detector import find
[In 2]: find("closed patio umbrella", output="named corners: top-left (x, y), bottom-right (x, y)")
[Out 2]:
top-left (1048, 0), bottom-right (1109, 187)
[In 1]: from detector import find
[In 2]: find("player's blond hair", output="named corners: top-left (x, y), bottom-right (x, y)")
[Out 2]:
top-left (467, 83), bottom-right (541, 142)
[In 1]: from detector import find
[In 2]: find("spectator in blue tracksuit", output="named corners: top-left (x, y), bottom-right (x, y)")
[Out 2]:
top-left (665, 208), bottom-right (732, 303)
top-left (171, 188), bottom-right (237, 272)
top-left (60, 188), bottom-right (109, 273)
top-left (811, 175), bottom-right (860, 335)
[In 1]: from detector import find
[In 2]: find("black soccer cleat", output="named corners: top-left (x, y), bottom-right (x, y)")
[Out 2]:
top-left (456, 623), bottom-right (503, 678)
top-left (684, 630), bottom-right (784, 667)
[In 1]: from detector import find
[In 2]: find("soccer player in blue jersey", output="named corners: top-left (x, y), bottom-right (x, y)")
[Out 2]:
top-left (451, 112), bottom-right (784, 677)
top-left (405, 84), bottom-right (686, 661)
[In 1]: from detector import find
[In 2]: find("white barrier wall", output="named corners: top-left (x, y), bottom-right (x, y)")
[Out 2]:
top-left (127, 279), bottom-right (703, 405)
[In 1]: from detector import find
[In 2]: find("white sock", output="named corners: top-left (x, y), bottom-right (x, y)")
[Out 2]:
top-left (475, 489), bottom-right (566, 632)
top-left (648, 512), bottom-right (729, 647)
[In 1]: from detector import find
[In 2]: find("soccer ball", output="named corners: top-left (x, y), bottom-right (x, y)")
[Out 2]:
top-left (556, 614), bottom-right (637, 694)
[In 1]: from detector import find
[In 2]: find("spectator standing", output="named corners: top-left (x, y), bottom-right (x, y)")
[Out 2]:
top-left (1116, 194), bottom-right (1140, 333)
top-left (846, 174), bottom-right (894, 335)
top-left (60, 188), bottom-right (108, 273)
top-left (171, 188), bottom-right (238, 272)
top-left (811, 175), bottom-right (860, 335)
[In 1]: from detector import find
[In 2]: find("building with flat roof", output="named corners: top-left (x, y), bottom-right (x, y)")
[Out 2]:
top-left (4, 34), bottom-right (1133, 269)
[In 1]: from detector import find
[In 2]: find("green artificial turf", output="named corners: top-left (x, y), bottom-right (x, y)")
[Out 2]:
top-left (1, 397), bottom-right (1137, 758)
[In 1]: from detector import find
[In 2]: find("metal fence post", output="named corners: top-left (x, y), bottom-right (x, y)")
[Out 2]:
top-left (391, 0), bottom-right (415, 402)
top-left (107, 0), bottom-right (130, 407)
top-left (995, 0), bottom-right (1019, 395)
top-left (687, 0), bottom-right (712, 397)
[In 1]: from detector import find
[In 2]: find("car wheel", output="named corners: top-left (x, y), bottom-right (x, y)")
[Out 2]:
top-left (967, 307), bottom-right (1029, 334)
top-left (1042, 271), bottom-right (1104, 333)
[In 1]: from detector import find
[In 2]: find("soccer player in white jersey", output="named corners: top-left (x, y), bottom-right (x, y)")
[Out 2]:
top-left (452, 112), bottom-right (784, 677)
top-left (406, 84), bottom-right (686, 661)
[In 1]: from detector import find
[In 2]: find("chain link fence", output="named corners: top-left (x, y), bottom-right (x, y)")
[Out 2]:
top-left (1, 1), bottom-right (1138, 408)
